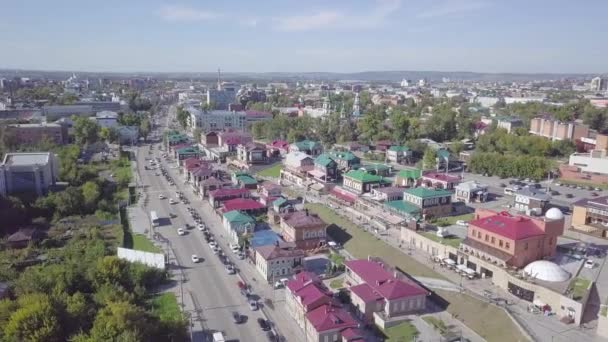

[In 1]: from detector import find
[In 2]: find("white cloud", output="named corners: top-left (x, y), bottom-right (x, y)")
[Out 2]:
top-left (417, 0), bottom-right (488, 18)
top-left (158, 5), bottom-right (219, 22)
top-left (273, 0), bottom-right (401, 31)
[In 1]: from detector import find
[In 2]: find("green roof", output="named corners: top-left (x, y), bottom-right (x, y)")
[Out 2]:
top-left (329, 151), bottom-right (359, 162)
top-left (404, 187), bottom-right (452, 199)
top-left (437, 149), bottom-right (450, 159)
top-left (397, 168), bottom-right (422, 179)
top-left (273, 197), bottom-right (287, 207)
top-left (223, 210), bottom-right (255, 224)
top-left (388, 145), bottom-right (409, 152)
top-left (177, 146), bottom-right (199, 154)
top-left (237, 175), bottom-right (258, 185)
top-left (384, 200), bottom-right (421, 217)
top-left (343, 170), bottom-right (383, 183)
top-left (314, 154), bottom-right (336, 167)
top-left (293, 140), bottom-right (320, 150)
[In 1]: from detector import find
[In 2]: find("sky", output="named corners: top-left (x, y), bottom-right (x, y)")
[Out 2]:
top-left (0, 0), bottom-right (606, 74)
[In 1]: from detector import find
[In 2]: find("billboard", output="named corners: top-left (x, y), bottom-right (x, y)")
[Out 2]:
top-left (117, 247), bottom-right (165, 269)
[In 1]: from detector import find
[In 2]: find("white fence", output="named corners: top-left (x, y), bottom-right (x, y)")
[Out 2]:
top-left (117, 247), bottom-right (166, 269)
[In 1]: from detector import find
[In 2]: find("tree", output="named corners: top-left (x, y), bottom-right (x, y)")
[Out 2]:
top-left (93, 256), bottom-right (131, 290)
top-left (390, 111), bottom-right (410, 144)
top-left (81, 181), bottom-right (100, 209)
top-left (99, 127), bottom-right (110, 141)
top-left (72, 116), bottom-right (99, 146)
top-left (251, 122), bottom-right (266, 139)
top-left (57, 145), bottom-right (81, 183)
top-left (448, 141), bottom-right (465, 155)
top-left (176, 107), bottom-right (189, 130)
top-left (4, 293), bottom-right (63, 342)
top-left (54, 187), bottom-right (85, 217)
top-left (422, 148), bottom-right (437, 169)
top-left (88, 301), bottom-right (150, 341)
top-left (139, 117), bottom-right (150, 141)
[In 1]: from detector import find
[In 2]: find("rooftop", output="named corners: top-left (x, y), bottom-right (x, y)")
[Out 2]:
top-left (209, 187), bottom-right (250, 198)
top-left (469, 211), bottom-right (545, 240)
top-left (397, 168), bottom-right (422, 179)
top-left (283, 210), bottom-right (325, 228)
top-left (306, 304), bottom-right (357, 333)
top-left (222, 198), bottom-right (265, 212)
top-left (2, 152), bottom-right (51, 166)
top-left (574, 196), bottom-right (608, 209)
top-left (422, 172), bottom-right (461, 182)
top-left (343, 170), bottom-right (384, 183)
top-left (223, 210), bottom-right (255, 224)
top-left (350, 283), bottom-right (383, 302)
top-left (250, 229), bottom-right (281, 248)
top-left (385, 200), bottom-right (421, 216)
top-left (344, 259), bottom-right (427, 300)
top-left (292, 140), bottom-right (321, 150)
top-left (255, 244), bottom-right (305, 260)
top-left (328, 151), bottom-right (359, 162)
top-left (388, 145), bottom-right (409, 152)
top-left (456, 180), bottom-right (488, 191)
top-left (314, 153), bottom-right (336, 167)
top-left (404, 187), bottom-right (453, 199)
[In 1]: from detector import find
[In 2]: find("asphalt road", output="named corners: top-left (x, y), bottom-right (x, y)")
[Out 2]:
top-left (139, 144), bottom-right (270, 342)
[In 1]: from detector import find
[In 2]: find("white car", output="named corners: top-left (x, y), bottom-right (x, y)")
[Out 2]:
top-left (230, 243), bottom-right (240, 252)
top-left (177, 228), bottom-right (186, 236)
top-left (226, 265), bottom-right (236, 275)
top-left (249, 300), bottom-right (258, 311)
top-left (169, 199), bottom-right (177, 205)
top-left (208, 241), bottom-right (217, 248)
top-left (237, 252), bottom-right (245, 260)
top-left (197, 224), bottom-right (206, 231)
top-left (158, 194), bottom-right (165, 199)
top-left (191, 255), bottom-right (200, 263)
top-left (584, 259), bottom-right (595, 269)
top-left (273, 281), bottom-right (284, 289)
top-left (456, 220), bottom-right (468, 227)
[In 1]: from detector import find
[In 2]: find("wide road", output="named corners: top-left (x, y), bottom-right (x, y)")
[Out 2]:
top-left (138, 143), bottom-right (270, 342)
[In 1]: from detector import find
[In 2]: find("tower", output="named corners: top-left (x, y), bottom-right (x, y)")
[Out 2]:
top-left (352, 92), bottom-right (361, 117)
top-left (217, 68), bottom-right (222, 91)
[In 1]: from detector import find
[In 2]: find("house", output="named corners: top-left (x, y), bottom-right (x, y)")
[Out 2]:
top-left (250, 229), bottom-right (282, 249)
top-left (529, 116), bottom-right (589, 142)
top-left (370, 187), bottom-right (404, 202)
top-left (571, 196), bottom-right (608, 238)
top-left (176, 146), bottom-right (202, 162)
top-left (236, 142), bottom-right (268, 165)
top-left (281, 210), bottom-right (327, 250)
top-left (290, 140), bottom-right (323, 156)
top-left (254, 242), bottom-right (305, 282)
top-left (496, 116), bottom-right (524, 133)
top-left (190, 166), bottom-right (216, 190)
top-left (358, 163), bottom-right (391, 177)
top-left (181, 157), bottom-right (203, 175)
top-left (435, 149), bottom-right (454, 171)
top-left (166, 132), bottom-right (189, 147)
top-left (7, 228), bottom-right (43, 249)
top-left (281, 151), bottom-right (314, 185)
top-left (0, 152), bottom-right (59, 197)
top-left (327, 151), bottom-right (360, 171)
top-left (285, 272), bottom-right (332, 332)
top-left (222, 210), bottom-right (256, 244)
top-left (232, 172), bottom-right (258, 189)
top-left (208, 188), bottom-right (250, 208)
top-left (258, 181), bottom-right (282, 206)
top-left (386, 146), bottom-right (411, 164)
top-left (393, 168), bottom-right (421, 187)
top-left (266, 140), bottom-right (290, 158)
top-left (420, 172), bottom-right (461, 190)
top-left (305, 304), bottom-right (358, 342)
top-left (374, 140), bottom-right (394, 152)
top-left (454, 181), bottom-right (489, 203)
top-left (198, 176), bottom-right (229, 198)
top-left (222, 198), bottom-right (266, 216)
top-left (344, 258), bottom-right (427, 328)
top-left (218, 131), bottom-right (253, 152)
top-left (385, 187), bottom-right (453, 220)
top-left (308, 154), bottom-right (338, 183)
top-left (513, 187), bottom-right (551, 215)
top-left (7, 123), bottom-right (68, 145)
top-left (201, 131), bottom-right (219, 146)
top-left (462, 208), bottom-right (565, 268)
top-left (335, 141), bottom-right (369, 153)
top-left (342, 170), bottom-right (390, 194)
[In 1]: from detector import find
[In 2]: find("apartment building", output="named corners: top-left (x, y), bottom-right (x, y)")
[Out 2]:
top-left (6, 123), bottom-right (68, 145)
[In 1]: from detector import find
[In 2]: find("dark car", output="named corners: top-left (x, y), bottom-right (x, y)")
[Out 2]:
top-left (591, 192), bottom-right (599, 197)
top-left (565, 193), bottom-right (574, 198)
top-left (257, 318), bottom-right (271, 331)
top-left (499, 183), bottom-right (507, 188)
top-left (232, 311), bottom-right (242, 324)
top-left (266, 331), bottom-right (277, 341)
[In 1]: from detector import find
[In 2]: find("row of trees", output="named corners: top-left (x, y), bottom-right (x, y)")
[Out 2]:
top-left (476, 128), bottom-right (575, 158)
top-left (468, 152), bottom-right (554, 180)
top-left (72, 113), bottom-right (151, 146)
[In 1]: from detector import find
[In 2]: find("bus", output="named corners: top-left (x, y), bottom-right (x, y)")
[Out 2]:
top-left (150, 211), bottom-right (160, 227)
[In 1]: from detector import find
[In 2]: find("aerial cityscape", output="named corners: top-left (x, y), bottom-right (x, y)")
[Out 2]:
top-left (1, 1), bottom-right (608, 342)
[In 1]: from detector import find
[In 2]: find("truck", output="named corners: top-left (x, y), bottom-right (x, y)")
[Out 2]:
top-left (212, 332), bottom-right (225, 342)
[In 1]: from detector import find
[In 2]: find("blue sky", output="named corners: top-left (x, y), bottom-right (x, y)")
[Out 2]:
top-left (0, 0), bottom-right (606, 73)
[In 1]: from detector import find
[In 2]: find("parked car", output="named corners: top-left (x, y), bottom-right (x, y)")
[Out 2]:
top-left (191, 255), bottom-right (200, 263)
top-left (177, 228), bottom-right (186, 236)
top-left (591, 192), bottom-right (599, 197)
top-left (169, 199), bottom-right (177, 204)
top-left (584, 259), bottom-right (595, 269)
top-left (266, 331), bottom-right (277, 341)
top-left (249, 300), bottom-right (258, 311)
top-left (232, 311), bottom-right (242, 324)
top-left (257, 318), bottom-right (270, 331)
top-left (198, 223), bottom-right (206, 231)
top-left (456, 220), bottom-right (468, 227)
top-left (565, 193), bottom-right (574, 198)
top-left (158, 194), bottom-right (165, 199)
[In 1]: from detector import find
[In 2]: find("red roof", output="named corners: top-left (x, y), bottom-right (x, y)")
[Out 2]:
top-left (349, 283), bottom-right (383, 302)
top-left (222, 198), bottom-right (265, 212)
top-left (422, 172), bottom-right (461, 182)
top-left (330, 188), bottom-right (356, 204)
top-left (341, 327), bottom-right (364, 340)
top-left (267, 139), bottom-right (289, 149)
top-left (469, 211), bottom-right (545, 240)
top-left (209, 188), bottom-right (250, 198)
top-left (344, 259), bottom-right (426, 300)
top-left (292, 282), bottom-right (332, 309)
top-left (305, 304), bottom-right (357, 332)
top-left (286, 271), bottom-right (319, 292)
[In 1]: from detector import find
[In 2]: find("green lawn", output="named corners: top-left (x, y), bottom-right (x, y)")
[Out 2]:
top-left (432, 213), bottom-right (474, 227)
top-left (384, 322), bottom-right (419, 341)
top-left (306, 203), bottom-right (529, 342)
top-left (568, 277), bottom-right (591, 301)
top-left (419, 231), bottom-right (463, 248)
top-left (132, 234), bottom-right (161, 253)
top-left (329, 278), bottom-right (344, 289)
top-left (256, 163), bottom-right (282, 178)
top-left (149, 293), bottom-right (183, 322)
top-left (329, 252), bottom-right (345, 266)
top-left (422, 316), bottom-right (449, 335)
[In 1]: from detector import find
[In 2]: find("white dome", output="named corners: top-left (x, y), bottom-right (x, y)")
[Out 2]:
top-left (523, 260), bottom-right (570, 282)
top-left (545, 207), bottom-right (564, 221)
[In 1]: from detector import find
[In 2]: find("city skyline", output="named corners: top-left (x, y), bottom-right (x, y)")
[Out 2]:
top-left (0, 0), bottom-right (607, 73)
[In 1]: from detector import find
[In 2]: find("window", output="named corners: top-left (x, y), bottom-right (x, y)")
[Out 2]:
top-left (491, 237), bottom-right (495, 244)
top-left (505, 242), bottom-right (510, 249)
top-left (524, 242), bottom-right (528, 250)
top-left (485, 234), bottom-right (489, 242)
top-left (477, 232), bottom-right (481, 238)
top-left (499, 240), bottom-right (503, 247)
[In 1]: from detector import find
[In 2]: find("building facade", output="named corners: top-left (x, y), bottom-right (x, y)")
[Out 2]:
top-left (529, 116), bottom-right (589, 142)
top-left (254, 243), bottom-right (305, 282)
top-left (571, 196), bottom-right (608, 238)
top-left (6, 123), bottom-right (68, 145)
top-left (0, 152), bottom-right (59, 196)
top-left (280, 210), bottom-right (327, 250)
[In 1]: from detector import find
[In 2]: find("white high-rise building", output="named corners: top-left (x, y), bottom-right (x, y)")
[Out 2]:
top-left (400, 79), bottom-right (410, 87)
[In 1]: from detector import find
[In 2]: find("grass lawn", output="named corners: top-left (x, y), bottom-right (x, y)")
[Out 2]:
top-left (256, 163), bottom-right (282, 178)
top-left (329, 278), bottom-right (344, 289)
top-left (306, 203), bottom-right (529, 342)
top-left (568, 277), bottom-right (591, 301)
top-left (384, 322), bottom-right (419, 341)
top-left (329, 252), bottom-right (345, 266)
top-left (149, 293), bottom-right (183, 322)
top-left (422, 316), bottom-right (449, 335)
top-left (132, 234), bottom-right (161, 253)
top-left (419, 231), bottom-right (463, 248)
top-left (432, 213), bottom-right (474, 227)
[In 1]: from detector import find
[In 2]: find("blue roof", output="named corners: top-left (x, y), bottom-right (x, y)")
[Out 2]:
top-left (250, 229), bottom-right (281, 248)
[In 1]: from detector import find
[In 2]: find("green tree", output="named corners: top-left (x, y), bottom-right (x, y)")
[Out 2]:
top-left (57, 145), bottom-right (81, 183)
top-left (176, 107), bottom-right (189, 130)
top-left (251, 122), bottom-right (266, 139)
top-left (93, 256), bottom-right (131, 290)
top-left (390, 110), bottom-right (410, 144)
top-left (81, 181), bottom-right (100, 209)
top-left (139, 117), bottom-right (150, 141)
top-left (64, 292), bottom-right (95, 336)
top-left (54, 187), bottom-right (85, 217)
top-left (72, 116), bottom-right (99, 146)
top-left (88, 301), bottom-right (150, 341)
top-left (422, 148), bottom-right (437, 169)
top-left (99, 127), bottom-right (110, 141)
top-left (4, 293), bottom-right (63, 342)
